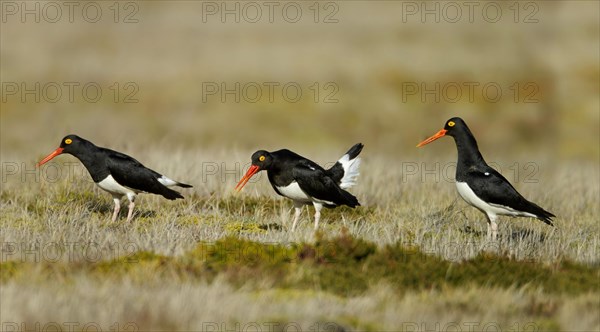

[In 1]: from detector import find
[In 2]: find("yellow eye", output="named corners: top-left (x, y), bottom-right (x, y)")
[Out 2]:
top-left (447, 121), bottom-right (455, 127)
top-left (65, 139), bottom-right (72, 144)
top-left (259, 155), bottom-right (266, 162)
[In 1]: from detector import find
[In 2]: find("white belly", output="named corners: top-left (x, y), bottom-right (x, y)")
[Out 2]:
top-left (97, 175), bottom-right (138, 197)
top-left (276, 182), bottom-right (311, 202)
top-left (455, 181), bottom-right (536, 218)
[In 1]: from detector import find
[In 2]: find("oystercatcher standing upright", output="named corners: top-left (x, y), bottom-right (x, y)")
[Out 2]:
top-left (37, 135), bottom-right (192, 222)
top-left (235, 143), bottom-right (363, 231)
top-left (417, 117), bottom-right (554, 240)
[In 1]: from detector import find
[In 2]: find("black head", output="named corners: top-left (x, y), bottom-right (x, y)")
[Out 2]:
top-left (235, 150), bottom-right (274, 191)
top-left (250, 150), bottom-right (274, 170)
top-left (58, 134), bottom-right (91, 153)
top-left (417, 117), bottom-right (469, 147)
top-left (38, 134), bottom-right (92, 166)
top-left (441, 117), bottom-right (467, 136)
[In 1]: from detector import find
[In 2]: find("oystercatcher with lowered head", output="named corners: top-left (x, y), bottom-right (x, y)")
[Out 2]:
top-left (235, 143), bottom-right (363, 231)
top-left (37, 135), bottom-right (192, 222)
top-left (417, 117), bottom-right (555, 240)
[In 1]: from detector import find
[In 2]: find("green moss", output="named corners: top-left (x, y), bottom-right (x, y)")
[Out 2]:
top-left (180, 237), bottom-right (297, 287)
top-left (177, 215), bottom-right (203, 225)
top-left (0, 260), bottom-right (26, 282)
top-left (86, 251), bottom-right (176, 283)
top-left (224, 221), bottom-right (268, 234)
top-left (531, 319), bottom-right (562, 332)
top-left (2, 234), bottom-right (598, 298)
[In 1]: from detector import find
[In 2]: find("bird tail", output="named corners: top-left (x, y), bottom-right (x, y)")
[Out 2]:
top-left (535, 208), bottom-right (555, 226)
top-left (338, 188), bottom-right (360, 208)
top-left (525, 200), bottom-right (555, 226)
top-left (160, 187), bottom-right (185, 200)
top-left (327, 143), bottom-right (363, 189)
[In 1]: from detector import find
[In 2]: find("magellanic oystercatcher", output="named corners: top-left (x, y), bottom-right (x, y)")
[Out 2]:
top-left (417, 117), bottom-right (555, 240)
top-left (37, 135), bottom-right (192, 222)
top-left (235, 143), bottom-right (363, 231)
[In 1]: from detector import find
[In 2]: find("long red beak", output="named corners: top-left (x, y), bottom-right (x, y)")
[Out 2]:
top-left (417, 129), bottom-right (447, 147)
top-left (37, 147), bottom-right (64, 166)
top-left (235, 165), bottom-right (260, 191)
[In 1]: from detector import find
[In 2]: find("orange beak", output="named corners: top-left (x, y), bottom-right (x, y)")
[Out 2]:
top-left (417, 129), bottom-right (447, 147)
top-left (37, 147), bottom-right (64, 166)
top-left (235, 165), bottom-right (260, 191)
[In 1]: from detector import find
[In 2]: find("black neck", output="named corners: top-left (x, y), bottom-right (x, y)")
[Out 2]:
top-left (452, 127), bottom-right (487, 180)
top-left (69, 141), bottom-right (108, 182)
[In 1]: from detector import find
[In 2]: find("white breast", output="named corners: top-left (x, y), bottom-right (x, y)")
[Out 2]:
top-left (455, 181), bottom-right (536, 218)
top-left (276, 182), bottom-right (311, 203)
top-left (97, 175), bottom-right (138, 197)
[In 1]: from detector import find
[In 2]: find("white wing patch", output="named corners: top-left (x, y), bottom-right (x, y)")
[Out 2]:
top-left (338, 154), bottom-right (361, 189)
top-left (158, 175), bottom-right (178, 187)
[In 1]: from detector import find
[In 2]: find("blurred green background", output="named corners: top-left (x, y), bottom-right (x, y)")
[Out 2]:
top-left (1, 1), bottom-right (598, 163)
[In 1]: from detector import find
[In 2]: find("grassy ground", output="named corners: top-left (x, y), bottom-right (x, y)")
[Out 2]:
top-left (2, 151), bottom-right (598, 263)
top-left (1, 1), bottom-right (599, 331)
top-left (1, 149), bottom-right (599, 330)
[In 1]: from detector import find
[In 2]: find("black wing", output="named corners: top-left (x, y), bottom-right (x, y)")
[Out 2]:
top-left (292, 161), bottom-right (359, 208)
top-left (105, 150), bottom-right (184, 200)
top-left (466, 167), bottom-right (555, 225)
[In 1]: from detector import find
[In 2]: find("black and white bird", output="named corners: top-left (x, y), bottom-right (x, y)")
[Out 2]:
top-left (417, 117), bottom-right (554, 240)
top-left (37, 135), bottom-right (192, 222)
top-left (235, 143), bottom-right (363, 231)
